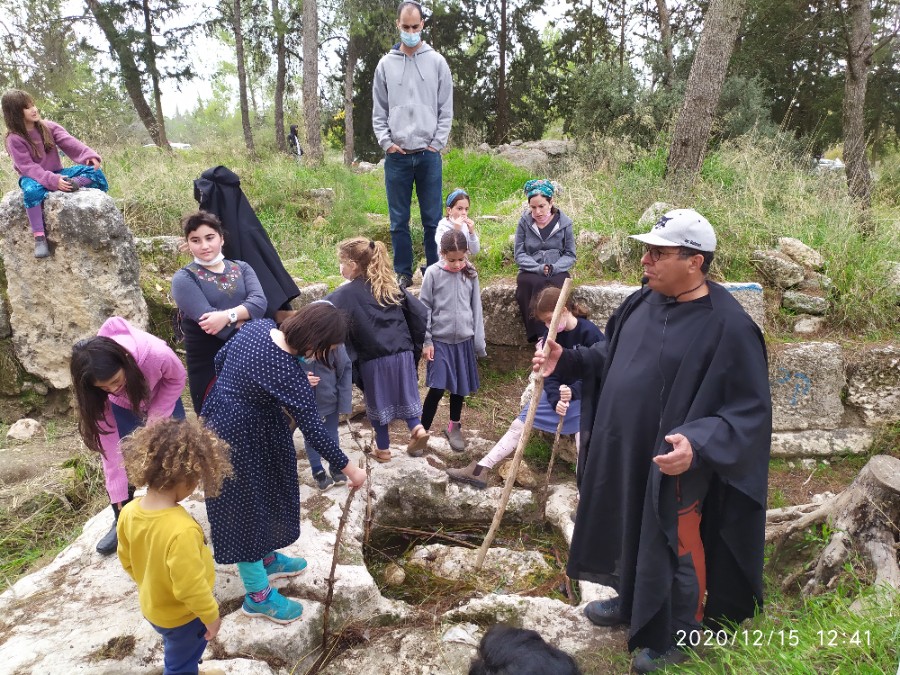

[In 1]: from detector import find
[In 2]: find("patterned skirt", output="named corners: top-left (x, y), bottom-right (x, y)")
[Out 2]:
top-left (359, 351), bottom-right (423, 426)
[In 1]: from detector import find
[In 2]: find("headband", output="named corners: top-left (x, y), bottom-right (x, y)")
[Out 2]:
top-left (445, 188), bottom-right (469, 207)
top-left (524, 179), bottom-right (554, 199)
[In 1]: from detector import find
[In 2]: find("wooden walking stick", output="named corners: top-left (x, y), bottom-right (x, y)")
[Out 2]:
top-left (539, 412), bottom-right (566, 522)
top-left (474, 278), bottom-right (573, 570)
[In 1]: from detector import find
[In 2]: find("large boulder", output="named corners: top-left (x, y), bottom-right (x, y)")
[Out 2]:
top-left (494, 146), bottom-right (549, 173)
top-left (769, 342), bottom-right (845, 431)
top-left (777, 237), bottom-right (825, 270)
top-left (0, 189), bottom-right (148, 388)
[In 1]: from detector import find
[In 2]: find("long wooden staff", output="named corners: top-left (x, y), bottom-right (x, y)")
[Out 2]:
top-left (539, 413), bottom-right (566, 522)
top-left (474, 278), bottom-right (573, 570)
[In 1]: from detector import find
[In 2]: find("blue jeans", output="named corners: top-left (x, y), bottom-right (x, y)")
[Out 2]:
top-left (111, 398), bottom-right (186, 437)
top-left (384, 150), bottom-right (443, 278)
top-left (149, 616), bottom-right (207, 675)
top-left (302, 411), bottom-right (339, 475)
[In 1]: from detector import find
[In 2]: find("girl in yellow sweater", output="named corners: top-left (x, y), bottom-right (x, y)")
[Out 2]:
top-left (117, 419), bottom-right (233, 675)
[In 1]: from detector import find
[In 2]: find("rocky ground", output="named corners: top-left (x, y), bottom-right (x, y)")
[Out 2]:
top-left (0, 363), bottom-right (874, 674)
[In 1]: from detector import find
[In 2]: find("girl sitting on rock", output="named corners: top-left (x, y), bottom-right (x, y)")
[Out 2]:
top-left (2, 89), bottom-right (108, 258)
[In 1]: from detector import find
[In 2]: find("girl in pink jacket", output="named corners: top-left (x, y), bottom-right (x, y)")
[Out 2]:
top-left (70, 317), bottom-right (186, 555)
top-left (1, 89), bottom-right (108, 258)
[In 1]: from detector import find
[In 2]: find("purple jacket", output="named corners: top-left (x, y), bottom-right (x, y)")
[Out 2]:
top-left (6, 120), bottom-right (101, 190)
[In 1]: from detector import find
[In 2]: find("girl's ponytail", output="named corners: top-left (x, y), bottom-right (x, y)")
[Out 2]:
top-left (337, 237), bottom-right (403, 306)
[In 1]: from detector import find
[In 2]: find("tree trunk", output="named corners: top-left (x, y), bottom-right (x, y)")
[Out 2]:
top-left (233, 0), bottom-right (255, 154)
top-left (656, 0), bottom-right (674, 90)
top-left (86, 0), bottom-right (167, 147)
top-left (766, 455), bottom-right (900, 595)
top-left (302, 0), bottom-right (323, 163)
top-left (619, 0), bottom-right (626, 71)
top-left (494, 0), bottom-right (509, 144)
top-left (842, 0), bottom-right (873, 209)
top-left (141, 0), bottom-right (169, 149)
top-left (272, 0), bottom-right (287, 152)
top-left (665, 0), bottom-right (747, 183)
top-left (343, 33), bottom-right (360, 167)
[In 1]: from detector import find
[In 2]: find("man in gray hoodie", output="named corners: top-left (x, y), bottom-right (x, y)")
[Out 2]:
top-left (372, 1), bottom-right (453, 288)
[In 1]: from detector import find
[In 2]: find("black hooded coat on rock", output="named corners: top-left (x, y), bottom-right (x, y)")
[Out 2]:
top-left (556, 282), bottom-right (771, 653)
top-left (194, 166), bottom-right (299, 316)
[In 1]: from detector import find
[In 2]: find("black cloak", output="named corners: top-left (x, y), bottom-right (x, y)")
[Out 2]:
top-left (194, 166), bottom-right (300, 316)
top-left (558, 282), bottom-right (772, 653)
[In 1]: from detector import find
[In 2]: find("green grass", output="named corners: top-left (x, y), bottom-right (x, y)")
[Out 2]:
top-left (0, 452), bottom-right (106, 591)
top-left (2, 136), bottom-right (896, 335)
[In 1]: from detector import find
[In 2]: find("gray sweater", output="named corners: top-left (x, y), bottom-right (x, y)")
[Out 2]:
top-left (372, 43), bottom-right (453, 152)
top-left (420, 264), bottom-right (486, 357)
top-left (514, 210), bottom-right (577, 275)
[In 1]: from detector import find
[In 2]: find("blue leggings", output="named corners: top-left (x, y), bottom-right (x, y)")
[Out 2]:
top-left (19, 165), bottom-right (108, 208)
top-left (236, 558), bottom-right (271, 594)
top-left (149, 616), bottom-right (207, 675)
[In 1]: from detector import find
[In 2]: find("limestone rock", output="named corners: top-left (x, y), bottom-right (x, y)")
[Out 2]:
top-left (408, 543), bottom-right (550, 586)
top-left (481, 282), bottom-right (527, 347)
top-left (721, 282), bottom-right (766, 332)
top-left (494, 146), bottom-right (548, 173)
top-left (498, 458), bottom-right (538, 488)
top-left (770, 342), bottom-right (845, 431)
top-left (575, 231), bottom-right (622, 271)
top-left (770, 428), bottom-right (874, 457)
top-left (356, 161), bottom-right (378, 172)
top-left (845, 346), bottom-right (900, 425)
top-left (320, 626), bottom-right (476, 674)
top-left (796, 271), bottom-right (833, 294)
top-left (0, 189), bottom-right (148, 388)
top-left (444, 595), bottom-right (624, 657)
top-left (288, 282), bottom-right (328, 309)
top-left (750, 250), bottom-right (805, 289)
top-left (383, 563), bottom-right (406, 586)
top-left (778, 237), bottom-right (825, 270)
top-left (305, 187), bottom-right (336, 204)
top-left (793, 315), bottom-right (826, 335)
top-left (571, 284), bottom-right (636, 330)
top-left (133, 235), bottom-right (183, 256)
top-left (477, 142), bottom-right (492, 153)
top-left (637, 202), bottom-right (675, 228)
top-left (6, 417), bottom-right (42, 441)
top-left (782, 290), bottom-right (828, 315)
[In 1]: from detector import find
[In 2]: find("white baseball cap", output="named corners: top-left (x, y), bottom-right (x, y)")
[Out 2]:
top-left (630, 208), bottom-right (717, 252)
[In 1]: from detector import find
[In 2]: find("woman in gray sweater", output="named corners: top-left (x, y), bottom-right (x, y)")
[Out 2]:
top-left (514, 179), bottom-right (576, 342)
top-left (171, 211), bottom-right (268, 412)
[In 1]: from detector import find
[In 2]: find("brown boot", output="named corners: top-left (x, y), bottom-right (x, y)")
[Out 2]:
top-left (446, 461), bottom-right (488, 489)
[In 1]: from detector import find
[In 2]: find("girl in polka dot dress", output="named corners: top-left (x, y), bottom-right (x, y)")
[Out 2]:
top-left (326, 238), bottom-right (430, 462)
top-left (201, 303), bottom-right (366, 624)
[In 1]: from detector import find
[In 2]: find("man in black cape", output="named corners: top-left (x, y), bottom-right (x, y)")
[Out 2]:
top-left (536, 209), bottom-right (771, 673)
top-left (194, 166), bottom-right (300, 319)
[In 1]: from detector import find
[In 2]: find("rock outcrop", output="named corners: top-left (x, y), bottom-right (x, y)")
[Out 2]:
top-left (0, 189), bottom-right (148, 389)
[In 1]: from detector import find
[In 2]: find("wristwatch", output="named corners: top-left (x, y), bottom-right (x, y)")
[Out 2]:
top-left (227, 309), bottom-right (239, 325)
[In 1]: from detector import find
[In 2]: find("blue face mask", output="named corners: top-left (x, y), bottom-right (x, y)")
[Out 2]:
top-left (400, 30), bottom-right (421, 48)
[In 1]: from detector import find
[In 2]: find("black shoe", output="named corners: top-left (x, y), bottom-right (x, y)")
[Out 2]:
top-left (631, 645), bottom-right (690, 673)
top-left (96, 521), bottom-right (118, 555)
top-left (398, 274), bottom-right (413, 290)
top-left (584, 597), bottom-right (626, 627)
top-left (330, 468), bottom-right (348, 485)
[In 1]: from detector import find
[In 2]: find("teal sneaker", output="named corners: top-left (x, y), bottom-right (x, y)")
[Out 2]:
top-left (241, 587), bottom-right (303, 624)
top-left (265, 551), bottom-right (308, 581)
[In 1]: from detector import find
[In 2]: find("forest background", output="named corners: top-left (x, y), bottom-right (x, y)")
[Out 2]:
top-left (0, 3), bottom-right (899, 672)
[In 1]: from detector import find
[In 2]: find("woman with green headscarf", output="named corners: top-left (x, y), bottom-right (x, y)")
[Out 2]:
top-left (514, 179), bottom-right (577, 342)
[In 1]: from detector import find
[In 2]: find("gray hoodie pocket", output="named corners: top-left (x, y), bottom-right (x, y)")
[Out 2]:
top-left (388, 104), bottom-right (438, 149)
